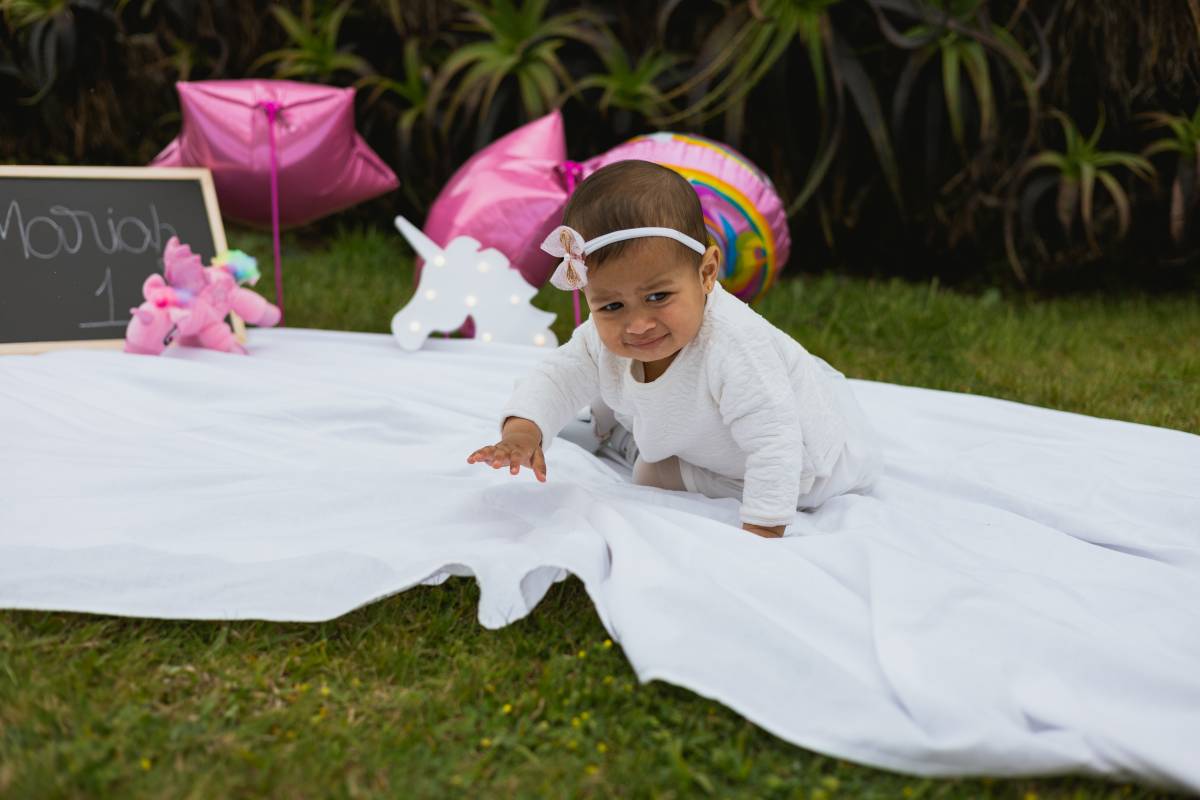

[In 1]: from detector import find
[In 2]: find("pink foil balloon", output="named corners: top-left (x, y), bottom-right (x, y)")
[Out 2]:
top-left (153, 79), bottom-right (398, 322)
top-left (581, 133), bottom-right (791, 304)
top-left (152, 79), bottom-right (399, 228)
top-left (420, 110), bottom-right (790, 305)
top-left (420, 110), bottom-right (567, 288)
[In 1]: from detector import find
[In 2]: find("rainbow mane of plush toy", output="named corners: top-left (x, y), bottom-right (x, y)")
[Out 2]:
top-left (212, 249), bottom-right (261, 285)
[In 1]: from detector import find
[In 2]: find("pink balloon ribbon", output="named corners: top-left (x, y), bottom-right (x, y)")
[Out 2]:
top-left (259, 100), bottom-right (285, 324)
top-left (561, 160), bottom-right (585, 328)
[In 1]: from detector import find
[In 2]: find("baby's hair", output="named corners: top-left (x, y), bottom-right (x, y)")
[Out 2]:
top-left (562, 160), bottom-right (707, 268)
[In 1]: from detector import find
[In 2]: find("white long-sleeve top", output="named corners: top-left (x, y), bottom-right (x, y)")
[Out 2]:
top-left (500, 281), bottom-right (851, 527)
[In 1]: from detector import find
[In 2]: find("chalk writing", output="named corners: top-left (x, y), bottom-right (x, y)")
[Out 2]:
top-left (78, 267), bottom-right (128, 329)
top-left (0, 200), bottom-right (178, 261)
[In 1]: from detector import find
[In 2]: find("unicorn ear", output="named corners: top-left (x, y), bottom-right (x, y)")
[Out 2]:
top-left (142, 273), bottom-right (166, 297)
top-left (163, 239), bottom-right (206, 293)
top-left (394, 216), bottom-right (447, 266)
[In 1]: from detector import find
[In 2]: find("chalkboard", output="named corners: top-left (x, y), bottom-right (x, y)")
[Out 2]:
top-left (0, 166), bottom-right (230, 354)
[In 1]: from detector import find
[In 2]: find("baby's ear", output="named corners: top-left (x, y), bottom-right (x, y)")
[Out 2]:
top-left (700, 245), bottom-right (722, 290)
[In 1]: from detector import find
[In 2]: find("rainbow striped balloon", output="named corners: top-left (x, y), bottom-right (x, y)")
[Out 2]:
top-left (585, 132), bottom-right (791, 304)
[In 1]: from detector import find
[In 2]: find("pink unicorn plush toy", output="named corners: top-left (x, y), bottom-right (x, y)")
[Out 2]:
top-left (124, 236), bottom-right (281, 355)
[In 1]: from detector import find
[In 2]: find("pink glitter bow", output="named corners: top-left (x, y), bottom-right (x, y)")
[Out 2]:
top-left (541, 225), bottom-right (589, 290)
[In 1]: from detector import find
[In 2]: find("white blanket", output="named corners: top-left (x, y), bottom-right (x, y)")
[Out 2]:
top-left (2, 328), bottom-right (1198, 790)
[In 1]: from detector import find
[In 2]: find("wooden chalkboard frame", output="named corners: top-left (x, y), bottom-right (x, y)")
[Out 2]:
top-left (0, 165), bottom-right (246, 355)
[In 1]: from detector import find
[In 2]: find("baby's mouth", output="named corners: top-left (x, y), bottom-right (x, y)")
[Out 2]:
top-left (627, 333), bottom-right (668, 349)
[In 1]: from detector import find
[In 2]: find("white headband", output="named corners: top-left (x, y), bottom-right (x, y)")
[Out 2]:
top-left (540, 225), bottom-right (707, 291)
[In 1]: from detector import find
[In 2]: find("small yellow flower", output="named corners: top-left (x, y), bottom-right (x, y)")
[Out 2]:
top-left (351, 677), bottom-right (361, 688)
top-left (585, 764), bottom-right (599, 776)
top-left (577, 649), bottom-right (587, 659)
top-left (580, 711), bottom-right (590, 722)
top-left (1023, 793), bottom-right (1038, 800)
top-left (566, 739), bottom-right (579, 750)
top-left (596, 742), bottom-right (608, 754)
top-left (602, 639), bottom-right (613, 649)
top-left (297, 682), bottom-right (311, 693)
top-left (480, 737), bottom-right (492, 748)
top-left (319, 685), bottom-right (331, 697)
top-left (902, 788), bottom-right (914, 798)
top-left (501, 703), bottom-right (513, 715)
top-left (139, 758), bottom-right (151, 771)
top-left (571, 716), bottom-right (582, 728)
top-left (602, 675), bottom-right (615, 685)
top-left (821, 776), bottom-right (840, 790)
top-left (811, 789), bottom-right (829, 800)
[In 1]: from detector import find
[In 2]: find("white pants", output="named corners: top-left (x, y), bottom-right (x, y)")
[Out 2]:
top-left (631, 370), bottom-right (882, 512)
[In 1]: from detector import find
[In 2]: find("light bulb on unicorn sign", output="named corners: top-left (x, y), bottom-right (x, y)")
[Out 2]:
top-left (391, 216), bottom-right (558, 351)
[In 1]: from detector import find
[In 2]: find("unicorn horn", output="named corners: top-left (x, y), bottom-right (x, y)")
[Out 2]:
top-left (394, 216), bottom-right (447, 266)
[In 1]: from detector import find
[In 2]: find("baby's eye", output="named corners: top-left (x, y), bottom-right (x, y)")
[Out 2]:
top-left (598, 293), bottom-right (667, 312)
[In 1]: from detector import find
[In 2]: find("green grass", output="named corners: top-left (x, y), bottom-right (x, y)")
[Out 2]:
top-left (1, 226), bottom-right (1196, 798)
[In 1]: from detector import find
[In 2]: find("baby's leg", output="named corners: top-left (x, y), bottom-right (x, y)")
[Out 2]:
top-left (590, 398), bottom-right (618, 440)
top-left (558, 398), bottom-right (635, 464)
top-left (798, 377), bottom-right (883, 509)
top-left (675, 460), bottom-right (744, 500)
top-left (632, 455), bottom-right (686, 492)
top-left (558, 398), bottom-right (610, 453)
top-left (559, 410), bottom-right (603, 453)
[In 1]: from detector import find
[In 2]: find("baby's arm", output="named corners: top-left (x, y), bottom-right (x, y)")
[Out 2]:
top-left (744, 522), bottom-right (787, 538)
top-left (468, 323), bottom-right (602, 480)
top-left (713, 337), bottom-right (807, 535)
top-left (468, 416), bottom-right (546, 480)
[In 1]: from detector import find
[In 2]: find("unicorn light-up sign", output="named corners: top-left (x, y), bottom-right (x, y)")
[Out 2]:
top-left (391, 216), bottom-right (558, 351)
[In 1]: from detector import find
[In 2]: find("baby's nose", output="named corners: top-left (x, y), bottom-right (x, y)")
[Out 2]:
top-left (626, 317), bottom-right (656, 335)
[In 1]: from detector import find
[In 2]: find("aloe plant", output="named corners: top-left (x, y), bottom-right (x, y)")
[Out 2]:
top-left (659, 0), bottom-right (901, 215)
top-left (871, 0), bottom-right (1045, 154)
top-left (573, 33), bottom-right (678, 123)
top-left (428, 0), bottom-right (601, 139)
top-left (2, 0), bottom-right (69, 28)
top-left (1, 0), bottom-right (117, 104)
top-left (360, 39), bottom-right (433, 149)
top-left (1142, 107), bottom-right (1200, 245)
top-left (251, 0), bottom-right (373, 81)
top-left (1005, 110), bottom-right (1155, 282)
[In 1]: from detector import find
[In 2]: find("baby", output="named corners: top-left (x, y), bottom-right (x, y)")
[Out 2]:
top-left (467, 160), bottom-right (881, 537)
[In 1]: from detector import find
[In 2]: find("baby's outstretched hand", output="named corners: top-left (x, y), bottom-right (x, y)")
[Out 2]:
top-left (468, 417), bottom-right (547, 482)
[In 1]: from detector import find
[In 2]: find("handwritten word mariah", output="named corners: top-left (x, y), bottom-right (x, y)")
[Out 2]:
top-left (0, 201), bottom-right (179, 261)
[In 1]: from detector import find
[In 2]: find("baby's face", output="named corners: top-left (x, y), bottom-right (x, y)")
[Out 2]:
top-left (583, 239), bottom-right (720, 368)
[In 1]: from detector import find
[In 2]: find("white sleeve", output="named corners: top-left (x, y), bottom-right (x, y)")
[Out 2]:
top-left (710, 335), bottom-right (810, 527)
top-left (498, 322), bottom-right (602, 451)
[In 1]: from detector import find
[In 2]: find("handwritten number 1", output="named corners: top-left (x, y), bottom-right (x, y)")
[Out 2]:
top-left (78, 267), bottom-right (125, 329)
top-left (95, 267), bottom-right (115, 322)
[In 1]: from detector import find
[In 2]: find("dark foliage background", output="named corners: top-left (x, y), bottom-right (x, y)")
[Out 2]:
top-left (3, 0), bottom-right (1199, 293)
